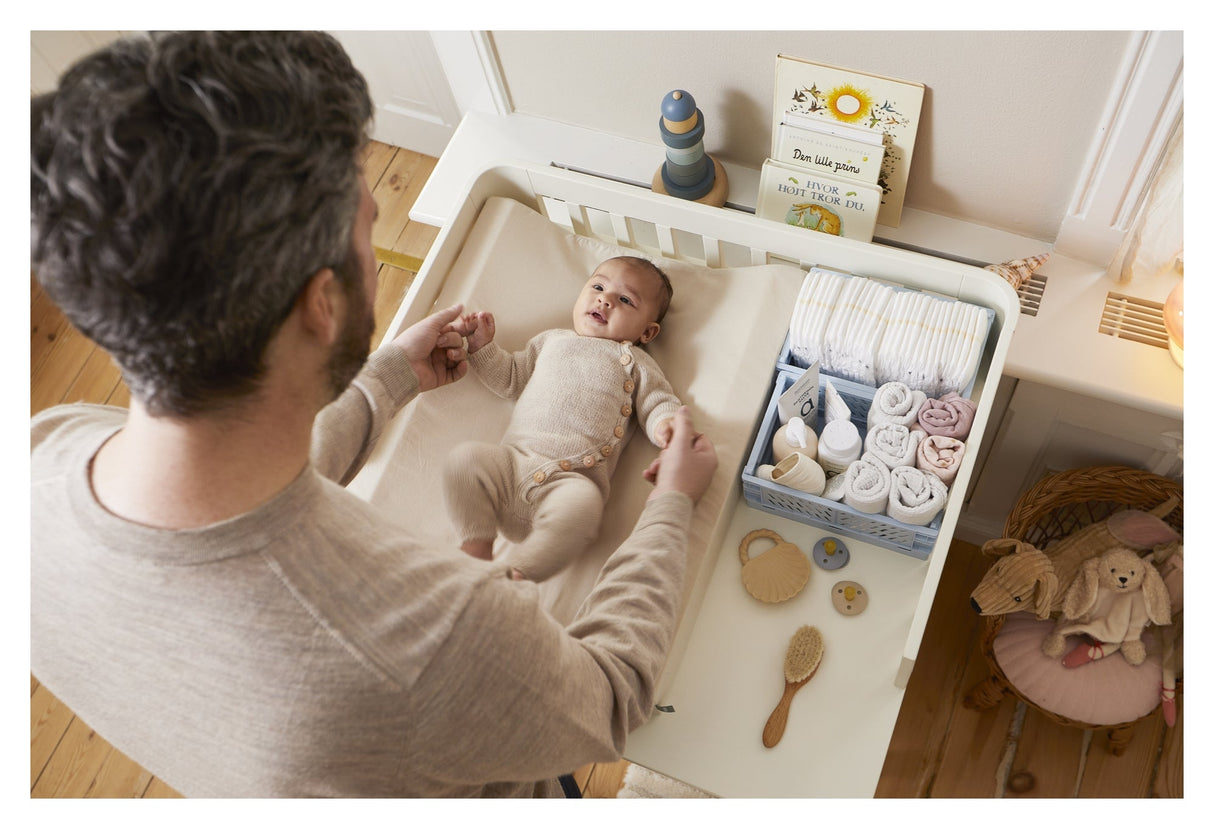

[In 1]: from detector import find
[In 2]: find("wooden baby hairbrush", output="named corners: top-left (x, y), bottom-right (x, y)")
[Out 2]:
top-left (762, 625), bottom-right (824, 748)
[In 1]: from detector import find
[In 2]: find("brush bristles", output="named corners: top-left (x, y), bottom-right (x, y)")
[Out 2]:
top-left (784, 625), bottom-right (824, 682)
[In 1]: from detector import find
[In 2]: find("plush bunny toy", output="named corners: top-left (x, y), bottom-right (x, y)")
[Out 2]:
top-left (1042, 547), bottom-right (1172, 667)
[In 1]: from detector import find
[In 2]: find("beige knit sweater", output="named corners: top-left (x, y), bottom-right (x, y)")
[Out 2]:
top-left (30, 344), bottom-right (693, 797)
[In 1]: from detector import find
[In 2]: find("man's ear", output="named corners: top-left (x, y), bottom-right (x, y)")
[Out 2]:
top-left (638, 321), bottom-right (661, 345)
top-left (295, 268), bottom-right (342, 344)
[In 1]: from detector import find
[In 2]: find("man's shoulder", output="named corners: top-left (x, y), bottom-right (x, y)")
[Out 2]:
top-left (31, 404), bottom-right (125, 460)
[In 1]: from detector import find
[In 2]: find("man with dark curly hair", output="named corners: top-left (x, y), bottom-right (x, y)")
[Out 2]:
top-left (30, 31), bottom-right (717, 797)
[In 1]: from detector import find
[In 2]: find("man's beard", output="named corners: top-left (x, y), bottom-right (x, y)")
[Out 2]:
top-left (325, 283), bottom-right (375, 399)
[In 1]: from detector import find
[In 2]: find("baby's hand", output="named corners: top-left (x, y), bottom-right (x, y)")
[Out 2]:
top-left (457, 311), bottom-right (496, 354)
top-left (654, 416), bottom-right (675, 448)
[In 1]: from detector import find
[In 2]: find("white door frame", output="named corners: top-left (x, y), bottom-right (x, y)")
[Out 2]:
top-left (1054, 30), bottom-right (1183, 267)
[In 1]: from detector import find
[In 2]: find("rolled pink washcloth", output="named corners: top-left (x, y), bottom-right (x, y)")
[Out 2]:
top-left (916, 392), bottom-right (976, 440)
top-left (916, 434), bottom-right (966, 486)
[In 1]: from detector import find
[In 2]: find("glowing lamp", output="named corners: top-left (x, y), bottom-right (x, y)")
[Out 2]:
top-left (1163, 277), bottom-right (1183, 369)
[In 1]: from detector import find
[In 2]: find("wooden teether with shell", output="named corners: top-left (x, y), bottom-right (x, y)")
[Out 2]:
top-left (739, 529), bottom-right (811, 603)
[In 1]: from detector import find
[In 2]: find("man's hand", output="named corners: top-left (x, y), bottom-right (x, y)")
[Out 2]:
top-left (389, 303), bottom-right (469, 392)
top-left (643, 407), bottom-right (717, 504)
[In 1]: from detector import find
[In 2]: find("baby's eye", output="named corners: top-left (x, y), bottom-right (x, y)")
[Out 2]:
top-left (620, 296), bottom-right (634, 306)
top-left (592, 284), bottom-right (603, 291)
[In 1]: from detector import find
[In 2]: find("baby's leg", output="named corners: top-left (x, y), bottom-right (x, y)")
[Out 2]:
top-left (442, 441), bottom-right (515, 561)
top-left (507, 475), bottom-right (604, 582)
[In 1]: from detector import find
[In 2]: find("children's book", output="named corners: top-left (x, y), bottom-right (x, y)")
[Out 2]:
top-left (782, 109), bottom-right (884, 147)
top-left (772, 54), bottom-right (924, 228)
top-left (756, 159), bottom-right (882, 242)
top-left (774, 118), bottom-right (884, 186)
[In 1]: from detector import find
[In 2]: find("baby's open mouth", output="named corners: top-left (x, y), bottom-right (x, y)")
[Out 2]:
top-left (589, 310), bottom-right (607, 323)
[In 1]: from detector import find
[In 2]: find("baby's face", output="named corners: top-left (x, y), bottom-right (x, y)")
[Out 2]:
top-left (572, 259), bottom-right (663, 344)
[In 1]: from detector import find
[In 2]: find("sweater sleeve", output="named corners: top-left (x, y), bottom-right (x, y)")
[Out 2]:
top-left (467, 330), bottom-right (551, 400)
top-left (310, 345), bottom-right (420, 486)
top-left (404, 490), bottom-right (694, 784)
top-left (634, 351), bottom-right (682, 447)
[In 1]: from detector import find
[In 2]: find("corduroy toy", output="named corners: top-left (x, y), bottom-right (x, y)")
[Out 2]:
top-left (969, 507), bottom-right (1180, 619)
top-left (1041, 546), bottom-right (1172, 666)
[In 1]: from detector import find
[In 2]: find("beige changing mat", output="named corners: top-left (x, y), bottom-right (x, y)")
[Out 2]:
top-left (353, 196), bottom-right (803, 624)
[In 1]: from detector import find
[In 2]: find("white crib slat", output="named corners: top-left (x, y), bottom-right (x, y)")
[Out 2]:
top-left (610, 213), bottom-right (634, 248)
top-left (568, 202), bottom-right (592, 238)
top-left (702, 236), bottom-right (722, 268)
top-left (657, 225), bottom-right (678, 258)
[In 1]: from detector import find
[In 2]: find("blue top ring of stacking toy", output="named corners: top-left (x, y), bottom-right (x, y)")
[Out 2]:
top-left (662, 89), bottom-right (697, 123)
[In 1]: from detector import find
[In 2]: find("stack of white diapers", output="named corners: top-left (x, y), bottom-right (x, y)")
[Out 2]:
top-left (788, 267), bottom-right (989, 398)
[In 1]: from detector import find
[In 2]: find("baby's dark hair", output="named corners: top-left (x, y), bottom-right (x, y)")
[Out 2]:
top-left (610, 256), bottom-right (673, 322)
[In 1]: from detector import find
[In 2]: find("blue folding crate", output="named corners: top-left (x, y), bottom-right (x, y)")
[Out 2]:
top-left (740, 368), bottom-right (943, 559)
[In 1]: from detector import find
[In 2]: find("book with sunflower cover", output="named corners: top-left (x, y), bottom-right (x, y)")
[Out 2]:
top-left (756, 159), bottom-right (882, 242)
top-left (771, 55), bottom-right (924, 227)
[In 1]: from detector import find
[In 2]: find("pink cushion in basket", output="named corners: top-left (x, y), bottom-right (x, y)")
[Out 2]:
top-left (993, 613), bottom-right (1162, 725)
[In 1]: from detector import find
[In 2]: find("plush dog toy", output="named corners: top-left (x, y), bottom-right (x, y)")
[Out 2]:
top-left (969, 507), bottom-right (1180, 619)
top-left (1041, 546), bottom-right (1172, 667)
top-left (970, 538), bottom-right (1058, 620)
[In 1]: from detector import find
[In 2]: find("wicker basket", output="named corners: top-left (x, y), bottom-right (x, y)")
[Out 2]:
top-left (965, 465), bottom-right (1183, 754)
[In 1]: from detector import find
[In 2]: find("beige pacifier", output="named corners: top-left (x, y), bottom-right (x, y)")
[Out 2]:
top-left (831, 580), bottom-right (869, 616)
top-left (739, 528), bottom-right (811, 604)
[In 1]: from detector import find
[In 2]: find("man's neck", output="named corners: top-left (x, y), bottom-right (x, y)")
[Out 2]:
top-left (90, 395), bottom-right (318, 530)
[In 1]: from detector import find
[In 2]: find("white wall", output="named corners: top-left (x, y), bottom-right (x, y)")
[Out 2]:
top-left (30, 31), bottom-right (126, 94)
top-left (489, 31), bottom-right (1133, 245)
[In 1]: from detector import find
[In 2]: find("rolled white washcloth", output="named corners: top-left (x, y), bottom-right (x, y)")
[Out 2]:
top-left (867, 381), bottom-right (927, 430)
top-left (817, 419), bottom-right (862, 474)
top-left (864, 423), bottom-right (922, 469)
top-left (772, 416), bottom-right (818, 463)
top-left (916, 434), bottom-right (966, 486)
top-left (843, 452), bottom-right (891, 514)
top-left (887, 466), bottom-right (949, 526)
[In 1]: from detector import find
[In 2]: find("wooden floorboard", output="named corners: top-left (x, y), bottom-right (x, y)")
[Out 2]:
top-left (875, 539), bottom-right (991, 796)
top-left (928, 631), bottom-right (1018, 797)
top-left (29, 140), bottom-right (1182, 798)
top-left (1007, 709), bottom-right (1088, 798)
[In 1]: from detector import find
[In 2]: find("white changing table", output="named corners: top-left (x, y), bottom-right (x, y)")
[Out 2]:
top-left (381, 156), bottom-right (1019, 798)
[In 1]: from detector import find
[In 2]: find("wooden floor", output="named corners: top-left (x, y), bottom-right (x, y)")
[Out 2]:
top-left (31, 143), bottom-right (1181, 798)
